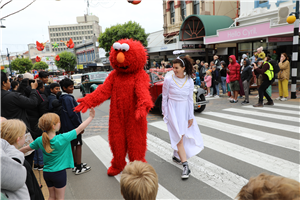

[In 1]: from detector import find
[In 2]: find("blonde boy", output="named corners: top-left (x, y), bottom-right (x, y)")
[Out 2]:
top-left (120, 161), bottom-right (158, 200)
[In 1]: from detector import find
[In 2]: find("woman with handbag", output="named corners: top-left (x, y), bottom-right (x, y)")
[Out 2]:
top-left (162, 56), bottom-right (204, 179)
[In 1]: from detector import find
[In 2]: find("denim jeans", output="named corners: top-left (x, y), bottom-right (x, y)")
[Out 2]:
top-left (33, 148), bottom-right (44, 165)
top-left (221, 77), bottom-right (227, 94)
top-left (215, 83), bottom-right (220, 96)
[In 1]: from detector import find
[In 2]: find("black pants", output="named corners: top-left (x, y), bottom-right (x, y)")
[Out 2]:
top-left (259, 79), bottom-right (272, 103)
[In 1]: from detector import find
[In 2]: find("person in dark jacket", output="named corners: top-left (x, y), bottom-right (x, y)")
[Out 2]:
top-left (253, 57), bottom-right (274, 107)
top-left (48, 83), bottom-right (61, 112)
top-left (10, 81), bottom-right (19, 92)
top-left (39, 71), bottom-right (50, 97)
top-left (220, 61), bottom-right (227, 94)
top-left (241, 59), bottom-right (253, 105)
top-left (212, 65), bottom-right (221, 97)
top-left (59, 78), bottom-right (91, 175)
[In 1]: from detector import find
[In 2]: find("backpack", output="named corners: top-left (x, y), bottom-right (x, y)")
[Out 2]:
top-left (269, 59), bottom-right (280, 75)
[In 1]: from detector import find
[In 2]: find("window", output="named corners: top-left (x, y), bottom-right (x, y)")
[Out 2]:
top-left (67, 27), bottom-right (69, 30)
top-left (193, 0), bottom-right (200, 15)
top-left (76, 26), bottom-right (78, 30)
top-left (64, 27), bottom-right (66, 30)
top-left (170, 1), bottom-right (175, 24)
top-left (90, 25), bottom-right (92, 29)
top-left (254, 0), bottom-right (271, 9)
top-left (181, 1), bottom-right (186, 21)
top-left (55, 28), bottom-right (57, 31)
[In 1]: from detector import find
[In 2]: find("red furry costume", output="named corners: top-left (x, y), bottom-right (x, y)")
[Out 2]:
top-left (74, 39), bottom-right (153, 176)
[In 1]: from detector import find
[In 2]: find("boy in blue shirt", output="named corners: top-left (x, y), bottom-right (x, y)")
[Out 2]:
top-left (59, 78), bottom-right (91, 175)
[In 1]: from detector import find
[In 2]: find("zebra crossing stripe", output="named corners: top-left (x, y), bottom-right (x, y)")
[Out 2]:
top-left (272, 104), bottom-right (300, 109)
top-left (149, 121), bottom-right (300, 182)
top-left (202, 112), bottom-right (299, 134)
top-left (83, 136), bottom-right (179, 200)
top-left (244, 105), bottom-right (300, 115)
top-left (147, 134), bottom-right (247, 199)
top-left (194, 116), bottom-right (299, 152)
top-left (223, 108), bottom-right (300, 123)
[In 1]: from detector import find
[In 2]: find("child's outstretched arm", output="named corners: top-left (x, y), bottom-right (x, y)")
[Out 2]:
top-left (19, 145), bottom-right (33, 154)
top-left (75, 108), bottom-right (95, 135)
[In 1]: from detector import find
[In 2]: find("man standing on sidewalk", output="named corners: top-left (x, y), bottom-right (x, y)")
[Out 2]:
top-left (227, 55), bottom-right (240, 103)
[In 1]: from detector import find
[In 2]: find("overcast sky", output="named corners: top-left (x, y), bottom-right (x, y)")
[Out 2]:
top-left (0, 0), bottom-right (163, 54)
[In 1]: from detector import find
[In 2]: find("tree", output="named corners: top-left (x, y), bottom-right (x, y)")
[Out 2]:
top-left (33, 61), bottom-right (48, 70)
top-left (11, 58), bottom-right (33, 74)
top-left (55, 51), bottom-right (77, 71)
top-left (98, 21), bottom-right (149, 57)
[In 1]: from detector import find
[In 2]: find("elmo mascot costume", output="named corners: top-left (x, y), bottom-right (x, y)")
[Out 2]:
top-left (74, 39), bottom-right (153, 176)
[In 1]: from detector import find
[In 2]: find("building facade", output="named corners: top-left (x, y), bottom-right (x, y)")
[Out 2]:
top-left (48, 14), bottom-right (102, 52)
top-left (163, 1), bottom-right (239, 44)
top-left (204, 0), bottom-right (299, 72)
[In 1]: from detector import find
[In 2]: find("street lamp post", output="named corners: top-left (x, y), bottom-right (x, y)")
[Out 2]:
top-left (287, 0), bottom-right (299, 99)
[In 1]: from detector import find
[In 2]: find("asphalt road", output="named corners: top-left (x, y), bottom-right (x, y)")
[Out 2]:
top-left (63, 88), bottom-right (300, 200)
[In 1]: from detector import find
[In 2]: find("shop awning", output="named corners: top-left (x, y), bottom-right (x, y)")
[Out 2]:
top-left (179, 15), bottom-right (234, 41)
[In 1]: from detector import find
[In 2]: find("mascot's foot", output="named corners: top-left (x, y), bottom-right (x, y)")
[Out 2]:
top-left (107, 166), bottom-right (123, 176)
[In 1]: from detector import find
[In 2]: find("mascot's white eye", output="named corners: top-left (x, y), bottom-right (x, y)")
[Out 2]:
top-left (113, 42), bottom-right (121, 51)
top-left (120, 43), bottom-right (130, 52)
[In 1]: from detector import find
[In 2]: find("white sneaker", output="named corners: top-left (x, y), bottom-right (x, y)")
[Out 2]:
top-left (205, 94), bottom-right (210, 97)
top-left (275, 97), bottom-right (282, 100)
top-left (280, 97), bottom-right (288, 101)
top-left (255, 95), bottom-right (259, 98)
top-left (214, 95), bottom-right (220, 98)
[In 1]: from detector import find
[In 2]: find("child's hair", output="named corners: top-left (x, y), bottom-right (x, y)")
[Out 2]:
top-left (50, 83), bottom-right (60, 90)
top-left (11, 81), bottom-right (19, 89)
top-left (38, 113), bottom-right (60, 153)
top-left (1, 119), bottom-right (26, 145)
top-left (39, 71), bottom-right (49, 78)
top-left (120, 161), bottom-right (158, 200)
top-left (172, 55), bottom-right (194, 77)
top-left (59, 78), bottom-right (74, 92)
top-left (206, 70), bottom-right (211, 76)
top-left (236, 173), bottom-right (300, 200)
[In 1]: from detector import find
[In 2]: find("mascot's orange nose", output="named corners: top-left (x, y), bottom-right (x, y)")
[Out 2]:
top-left (117, 52), bottom-right (125, 63)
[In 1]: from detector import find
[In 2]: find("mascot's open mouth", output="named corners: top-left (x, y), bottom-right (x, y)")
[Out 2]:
top-left (119, 66), bottom-right (129, 69)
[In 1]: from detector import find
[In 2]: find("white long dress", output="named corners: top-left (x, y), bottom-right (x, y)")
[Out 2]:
top-left (162, 74), bottom-right (204, 159)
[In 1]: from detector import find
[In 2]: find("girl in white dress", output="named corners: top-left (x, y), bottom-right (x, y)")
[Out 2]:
top-left (162, 56), bottom-right (204, 179)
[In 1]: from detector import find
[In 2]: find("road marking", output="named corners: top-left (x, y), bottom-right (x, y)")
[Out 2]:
top-left (202, 112), bottom-right (300, 134)
top-left (243, 105), bottom-right (300, 115)
top-left (223, 108), bottom-right (300, 123)
top-left (83, 136), bottom-right (179, 200)
top-left (273, 104), bottom-right (300, 109)
top-left (194, 116), bottom-right (299, 152)
top-left (147, 134), bottom-right (247, 199)
top-left (149, 121), bottom-right (300, 182)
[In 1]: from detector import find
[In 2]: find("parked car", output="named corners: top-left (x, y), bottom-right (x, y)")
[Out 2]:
top-left (80, 72), bottom-right (110, 97)
top-left (56, 75), bottom-right (65, 83)
top-left (148, 69), bottom-right (208, 114)
top-left (71, 74), bottom-right (83, 89)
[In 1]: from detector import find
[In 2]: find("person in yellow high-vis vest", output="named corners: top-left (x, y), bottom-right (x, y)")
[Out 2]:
top-left (252, 57), bottom-right (274, 107)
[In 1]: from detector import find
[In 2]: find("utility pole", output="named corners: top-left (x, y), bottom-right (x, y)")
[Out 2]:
top-left (287, 0), bottom-right (299, 99)
top-left (6, 48), bottom-right (11, 76)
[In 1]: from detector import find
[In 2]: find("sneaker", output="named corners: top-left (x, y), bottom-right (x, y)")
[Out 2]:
top-left (241, 100), bottom-right (249, 105)
top-left (75, 165), bottom-right (91, 175)
top-left (255, 95), bottom-right (259, 98)
top-left (230, 99), bottom-right (238, 103)
top-left (253, 102), bottom-right (264, 107)
top-left (33, 164), bottom-right (39, 170)
top-left (38, 165), bottom-right (44, 171)
top-left (172, 156), bottom-right (182, 165)
top-left (280, 97), bottom-right (288, 101)
top-left (205, 94), bottom-right (210, 97)
top-left (72, 163), bottom-right (87, 172)
top-left (264, 101), bottom-right (274, 105)
top-left (228, 97), bottom-right (233, 101)
top-left (214, 95), bottom-right (220, 98)
top-left (275, 97), bottom-right (282, 100)
top-left (181, 165), bottom-right (191, 179)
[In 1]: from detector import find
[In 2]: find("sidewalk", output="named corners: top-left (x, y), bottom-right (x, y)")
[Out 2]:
top-left (33, 167), bottom-right (49, 199)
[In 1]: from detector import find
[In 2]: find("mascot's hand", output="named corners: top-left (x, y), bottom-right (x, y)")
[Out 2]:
top-left (74, 98), bottom-right (90, 113)
top-left (135, 107), bottom-right (148, 120)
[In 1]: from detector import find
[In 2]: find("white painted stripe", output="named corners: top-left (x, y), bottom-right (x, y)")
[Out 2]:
top-left (194, 116), bottom-right (300, 152)
top-left (202, 112), bottom-right (300, 133)
top-left (147, 134), bottom-right (247, 199)
top-left (292, 68), bottom-right (298, 77)
top-left (291, 84), bottom-right (297, 92)
top-left (272, 103), bottom-right (300, 109)
top-left (149, 121), bottom-right (300, 182)
top-left (293, 35), bottom-right (299, 44)
top-left (244, 105), bottom-right (300, 116)
top-left (223, 108), bottom-right (300, 123)
top-left (83, 136), bottom-right (179, 200)
top-left (292, 52), bottom-right (298, 61)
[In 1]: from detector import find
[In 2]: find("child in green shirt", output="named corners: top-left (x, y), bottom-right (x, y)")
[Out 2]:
top-left (20, 108), bottom-right (95, 200)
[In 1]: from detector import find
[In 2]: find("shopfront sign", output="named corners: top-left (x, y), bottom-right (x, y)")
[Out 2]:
top-left (268, 36), bottom-right (293, 42)
top-left (182, 44), bottom-right (205, 49)
top-left (204, 22), bottom-right (296, 44)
